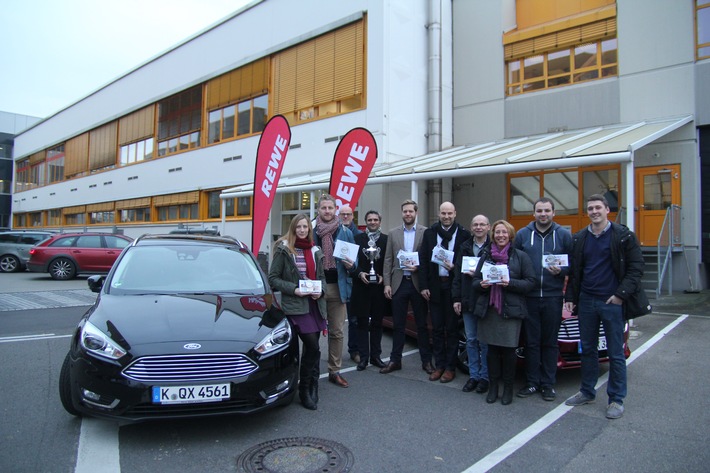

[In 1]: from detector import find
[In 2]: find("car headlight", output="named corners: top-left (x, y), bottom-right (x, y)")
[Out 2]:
top-left (254, 318), bottom-right (292, 356)
top-left (80, 321), bottom-right (127, 360)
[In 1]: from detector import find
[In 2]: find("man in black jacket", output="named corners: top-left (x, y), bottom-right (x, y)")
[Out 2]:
top-left (351, 210), bottom-right (388, 371)
top-left (564, 194), bottom-right (644, 419)
top-left (419, 202), bottom-right (471, 383)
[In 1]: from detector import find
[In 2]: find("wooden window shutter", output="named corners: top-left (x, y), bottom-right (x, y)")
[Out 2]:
top-left (273, 48), bottom-right (298, 115)
top-left (118, 106), bottom-right (155, 145)
top-left (333, 21), bottom-right (364, 101)
top-left (29, 151), bottom-right (45, 165)
top-left (505, 19), bottom-right (616, 60)
top-left (115, 197), bottom-right (151, 210)
top-left (63, 205), bottom-right (86, 215)
top-left (89, 122), bottom-right (118, 170)
top-left (206, 58), bottom-right (270, 110)
top-left (64, 133), bottom-right (89, 176)
top-left (154, 191), bottom-right (199, 206)
top-left (87, 202), bottom-right (115, 212)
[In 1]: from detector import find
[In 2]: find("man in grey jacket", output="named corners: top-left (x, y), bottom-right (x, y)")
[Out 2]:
top-left (514, 197), bottom-right (571, 401)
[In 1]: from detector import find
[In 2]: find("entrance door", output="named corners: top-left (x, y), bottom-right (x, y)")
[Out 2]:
top-left (635, 165), bottom-right (681, 246)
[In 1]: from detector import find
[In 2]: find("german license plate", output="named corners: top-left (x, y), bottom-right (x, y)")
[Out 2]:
top-left (577, 337), bottom-right (608, 353)
top-left (152, 384), bottom-right (230, 404)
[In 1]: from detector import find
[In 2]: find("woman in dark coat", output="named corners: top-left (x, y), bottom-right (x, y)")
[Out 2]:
top-left (472, 220), bottom-right (535, 405)
top-left (268, 214), bottom-right (327, 410)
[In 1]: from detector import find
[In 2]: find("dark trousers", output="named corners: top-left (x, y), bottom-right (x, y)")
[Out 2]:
top-left (347, 302), bottom-right (358, 355)
top-left (355, 285), bottom-right (386, 360)
top-left (487, 344), bottom-right (516, 386)
top-left (298, 332), bottom-right (321, 387)
top-left (429, 279), bottom-right (458, 371)
top-left (523, 296), bottom-right (563, 388)
top-left (390, 277), bottom-right (431, 363)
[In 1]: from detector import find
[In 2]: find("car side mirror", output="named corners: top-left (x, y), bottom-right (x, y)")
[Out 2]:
top-left (87, 275), bottom-right (105, 293)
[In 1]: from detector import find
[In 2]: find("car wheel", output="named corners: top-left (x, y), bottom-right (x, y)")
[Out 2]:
top-left (49, 258), bottom-right (76, 280)
top-left (59, 353), bottom-right (81, 417)
top-left (0, 254), bottom-right (21, 273)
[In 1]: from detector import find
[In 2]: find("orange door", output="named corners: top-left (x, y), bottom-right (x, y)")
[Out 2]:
top-left (635, 165), bottom-right (681, 246)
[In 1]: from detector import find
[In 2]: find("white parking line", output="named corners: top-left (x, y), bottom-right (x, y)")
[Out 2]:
top-left (75, 417), bottom-right (121, 473)
top-left (0, 334), bottom-right (71, 343)
top-left (462, 314), bottom-right (689, 473)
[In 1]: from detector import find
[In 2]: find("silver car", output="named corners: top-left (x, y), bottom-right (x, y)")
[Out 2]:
top-left (0, 231), bottom-right (54, 272)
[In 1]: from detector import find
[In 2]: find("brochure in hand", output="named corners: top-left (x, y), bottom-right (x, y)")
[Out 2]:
top-left (431, 245), bottom-right (454, 267)
top-left (397, 250), bottom-right (420, 268)
top-left (299, 279), bottom-right (322, 294)
top-left (461, 256), bottom-right (480, 273)
top-left (482, 264), bottom-right (509, 284)
top-left (542, 254), bottom-right (569, 268)
top-left (333, 239), bottom-right (359, 263)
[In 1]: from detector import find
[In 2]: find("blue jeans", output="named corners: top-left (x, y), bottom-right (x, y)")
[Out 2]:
top-left (523, 296), bottom-right (562, 388)
top-left (578, 292), bottom-right (627, 404)
top-left (462, 311), bottom-right (488, 381)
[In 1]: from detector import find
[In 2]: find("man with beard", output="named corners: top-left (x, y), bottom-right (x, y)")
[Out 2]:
top-left (381, 200), bottom-right (432, 374)
top-left (419, 202), bottom-right (471, 383)
top-left (351, 210), bottom-right (388, 371)
top-left (453, 214), bottom-right (491, 394)
top-left (313, 194), bottom-right (357, 388)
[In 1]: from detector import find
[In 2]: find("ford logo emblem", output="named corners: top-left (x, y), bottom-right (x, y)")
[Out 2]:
top-left (183, 343), bottom-right (201, 350)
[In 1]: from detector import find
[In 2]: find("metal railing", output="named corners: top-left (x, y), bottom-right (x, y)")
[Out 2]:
top-left (656, 205), bottom-right (682, 298)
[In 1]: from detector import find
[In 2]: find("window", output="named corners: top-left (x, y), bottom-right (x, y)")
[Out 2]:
top-left (48, 209), bottom-right (62, 226)
top-left (207, 190), bottom-right (252, 218)
top-left (29, 212), bottom-right (43, 227)
top-left (279, 191), bottom-right (323, 234)
top-left (157, 86), bottom-right (202, 157)
top-left (272, 19), bottom-right (365, 124)
top-left (90, 211), bottom-right (115, 224)
top-left (506, 38), bottom-right (617, 95)
top-left (157, 204), bottom-right (199, 221)
top-left (698, 1), bottom-right (710, 60)
top-left (15, 159), bottom-right (30, 192)
top-left (120, 208), bottom-right (151, 223)
top-left (120, 137), bottom-right (154, 166)
top-left (47, 145), bottom-right (65, 183)
top-left (64, 212), bottom-right (86, 225)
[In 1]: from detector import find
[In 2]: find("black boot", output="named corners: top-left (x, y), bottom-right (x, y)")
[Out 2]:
top-left (309, 365), bottom-right (319, 405)
top-left (501, 384), bottom-right (513, 405)
top-left (501, 348), bottom-right (516, 405)
top-left (486, 379), bottom-right (499, 403)
top-left (299, 382), bottom-right (317, 410)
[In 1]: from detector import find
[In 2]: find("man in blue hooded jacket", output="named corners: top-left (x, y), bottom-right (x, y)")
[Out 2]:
top-left (514, 197), bottom-right (572, 401)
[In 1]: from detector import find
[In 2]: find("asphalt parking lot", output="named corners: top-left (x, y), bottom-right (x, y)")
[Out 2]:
top-left (1, 271), bottom-right (708, 473)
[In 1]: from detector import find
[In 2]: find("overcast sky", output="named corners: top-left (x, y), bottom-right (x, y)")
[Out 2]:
top-left (2, 0), bottom-right (251, 118)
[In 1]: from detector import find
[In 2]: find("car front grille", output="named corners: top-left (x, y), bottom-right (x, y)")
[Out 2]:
top-left (123, 353), bottom-right (258, 382)
top-left (557, 318), bottom-right (606, 342)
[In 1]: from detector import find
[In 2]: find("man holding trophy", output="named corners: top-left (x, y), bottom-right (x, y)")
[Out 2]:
top-left (351, 210), bottom-right (389, 371)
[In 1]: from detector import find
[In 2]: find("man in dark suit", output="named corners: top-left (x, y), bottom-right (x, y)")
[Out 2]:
top-left (381, 199), bottom-right (432, 374)
top-left (419, 201), bottom-right (471, 383)
top-left (351, 210), bottom-right (388, 371)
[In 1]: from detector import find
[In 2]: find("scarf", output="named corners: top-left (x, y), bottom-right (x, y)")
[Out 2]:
top-left (315, 216), bottom-right (340, 270)
top-left (366, 229), bottom-right (381, 243)
top-left (294, 237), bottom-right (316, 280)
top-left (489, 243), bottom-right (510, 315)
top-left (435, 222), bottom-right (457, 246)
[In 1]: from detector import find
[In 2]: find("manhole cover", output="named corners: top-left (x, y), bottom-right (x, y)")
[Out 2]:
top-left (236, 437), bottom-right (354, 473)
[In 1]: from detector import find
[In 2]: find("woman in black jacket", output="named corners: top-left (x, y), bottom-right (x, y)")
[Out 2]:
top-left (268, 214), bottom-right (327, 410)
top-left (472, 220), bottom-right (535, 405)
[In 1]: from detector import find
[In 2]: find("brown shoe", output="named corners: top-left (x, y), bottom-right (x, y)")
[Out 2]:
top-left (422, 361), bottom-right (435, 375)
top-left (328, 372), bottom-right (349, 388)
top-left (379, 362), bottom-right (402, 374)
top-left (440, 370), bottom-right (456, 383)
top-left (429, 368), bottom-right (444, 381)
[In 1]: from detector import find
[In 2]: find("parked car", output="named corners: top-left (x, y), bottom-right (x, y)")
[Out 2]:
top-left (59, 234), bottom-right (298, 422)
top-left (0, 230), bottom-right (55, 272)
top-left (27, 232), bottom-right (132, 280)
top-left (383, 304), bottom-right (630, 373)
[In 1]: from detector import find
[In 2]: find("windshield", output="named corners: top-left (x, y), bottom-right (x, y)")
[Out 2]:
top-left (108, 245), bottom-right (265, 294)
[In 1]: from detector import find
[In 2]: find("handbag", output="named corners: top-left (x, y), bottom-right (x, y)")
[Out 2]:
top-left (623, 289), bottom-right (652, 320)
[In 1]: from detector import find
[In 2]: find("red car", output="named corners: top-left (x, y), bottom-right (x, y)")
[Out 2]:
top-left (28, 233), bottom-right (133, 280)
top-left (382, 304), bottom-right (630, 372)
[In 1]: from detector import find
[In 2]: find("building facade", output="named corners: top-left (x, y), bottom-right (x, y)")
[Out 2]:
top-left (11, 0), bottom-right (710, 290)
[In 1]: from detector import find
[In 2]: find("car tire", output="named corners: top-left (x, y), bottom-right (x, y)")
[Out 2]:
top-left (0, 254), bottom-right (21, 273)
top-left (49, 257), bottom-right (76, 280)
top-left (59, 353), bottom-right (81, 417)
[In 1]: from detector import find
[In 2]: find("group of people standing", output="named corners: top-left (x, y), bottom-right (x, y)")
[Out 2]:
top-left (268, 192), bottom-right (643, 420)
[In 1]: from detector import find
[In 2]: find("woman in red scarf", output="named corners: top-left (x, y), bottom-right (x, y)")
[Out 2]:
top-left (268, 214), bottom-right (327, 410)
top-left (472, 220), bottom-right (535, 405)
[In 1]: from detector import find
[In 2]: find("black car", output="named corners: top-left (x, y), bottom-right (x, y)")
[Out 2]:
top-left (59, 234), bottom-right (298, 422)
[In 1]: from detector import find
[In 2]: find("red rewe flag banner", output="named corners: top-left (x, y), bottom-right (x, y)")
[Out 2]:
top-left (251, 115), bottom-right (291, 253)
top-left (329, 127), bottom-right (378, 211)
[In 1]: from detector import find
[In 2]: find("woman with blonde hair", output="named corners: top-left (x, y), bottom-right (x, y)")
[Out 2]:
top-left (268, 214), bottom-right (327, 410)
top-left (472, 220), bottom-right (535, 405)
